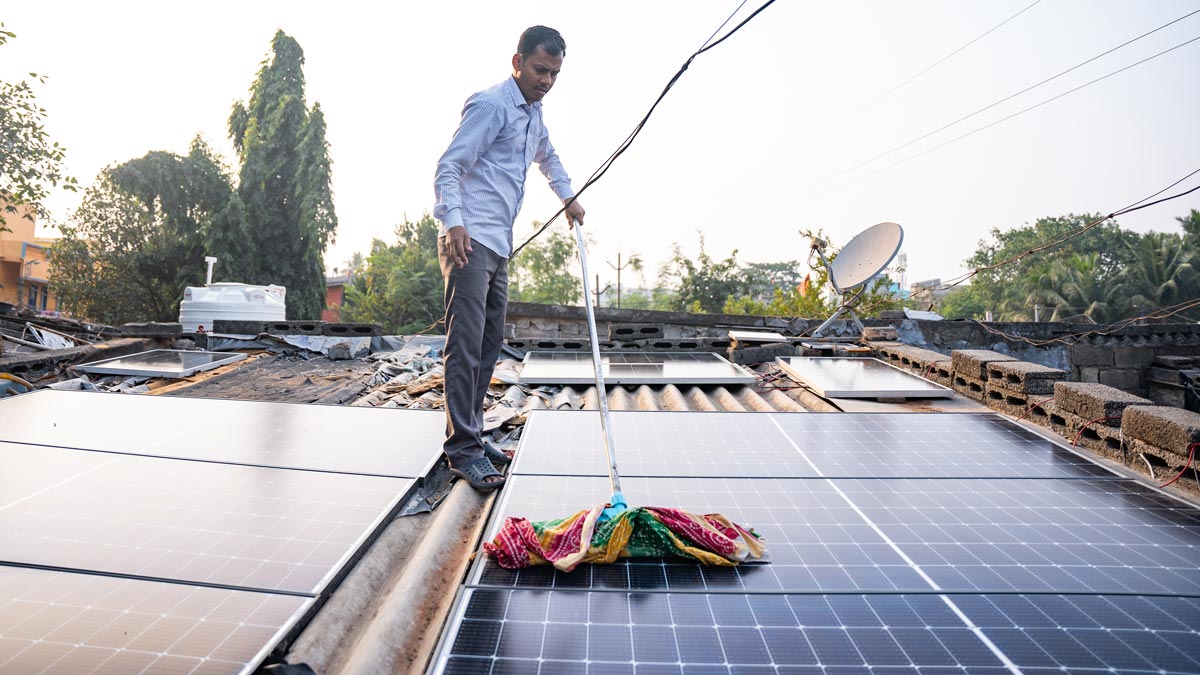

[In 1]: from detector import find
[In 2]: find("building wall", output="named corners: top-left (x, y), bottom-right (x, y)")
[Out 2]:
top-left (0, 202), bottom-right (57, 312)
top-left (322, 283), bottom-right (345, 323)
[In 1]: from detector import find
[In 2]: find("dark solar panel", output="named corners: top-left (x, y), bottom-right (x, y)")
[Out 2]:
top-left (0, 443), bottom-right (412, 594)
top-left (512, 411), bottom-right (1115, 479)
top-left (435, 589), bottom-right (1200, 674)
top-left (0, 389), bottom-right (443, 478)
top-left (75, 349), bottom-right (247, 378)
top-left (471, 475), bottom-right (1200, 595)
top-left (0, 565), bottom-right (310, 675)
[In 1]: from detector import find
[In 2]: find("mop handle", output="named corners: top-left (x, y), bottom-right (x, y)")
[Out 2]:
top-left (571, 222), bottom-right (623, 495)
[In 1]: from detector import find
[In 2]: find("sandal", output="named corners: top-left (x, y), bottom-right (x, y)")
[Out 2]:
top-left (450, 457), bottom-right (507, 491)
top-left (483, 439), bottom-right (513, 465)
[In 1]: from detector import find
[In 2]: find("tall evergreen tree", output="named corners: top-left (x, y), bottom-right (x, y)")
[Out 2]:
top-left (228, 30), bottom-right (337, 319)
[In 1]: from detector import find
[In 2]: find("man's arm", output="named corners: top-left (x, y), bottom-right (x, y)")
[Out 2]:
top-left (534, 124), bottom-right (585, 228)
top-left (434, 95), bottom-right (503, 266)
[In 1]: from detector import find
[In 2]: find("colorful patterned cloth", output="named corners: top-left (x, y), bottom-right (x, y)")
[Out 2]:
top-left (484, 504), bottom-right (766, 571)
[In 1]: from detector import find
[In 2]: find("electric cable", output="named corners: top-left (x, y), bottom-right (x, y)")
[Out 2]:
top-left (793, 0), bottom-right (1044, 152)
top-left (511, 0), bottom-right (777, 258)
top-left (793, 32), bottom-right (1200, 205)
top-left (765, 8), bottom-right (1200, 207)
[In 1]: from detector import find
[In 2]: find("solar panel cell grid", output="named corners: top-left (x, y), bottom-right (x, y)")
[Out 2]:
top-left (0, 566), bottom-right (310, 675)
top-left (0, 445), bottom-right (411, 594)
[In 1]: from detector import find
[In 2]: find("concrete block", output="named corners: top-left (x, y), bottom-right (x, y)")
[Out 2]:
top-left (1112, 345), bottom-right (1156, 368)
top-left (323, 322), bottom-right (383, 337)
top-left (1127, 438), bottom-right (1199, 494)
top-left (987, 361), bottom-right (1066, 394)
top-left (120, 322), bottom-right (183, 338)
top-left (728, 342), bottom-right (794, 365)
top-left (1098, 368), bottom-right (1142, 392)
top-left (1070, 343), bottom-right (1114, 366)
top-left (1148, 383), bottom-right (1187, 408)
top-left (1057, 408), bottom-right (1126, 458)
top-left (951, 372), bottom-right (987, 401)
top-left (951, 349), bottom-right (1015, 380)
top-left (608, 323), bottom-right (663, 340)
top-left (1077, 366), bottom-right (1100, 383)
top-left (862, 326), bottom-right (898, 341)
top-left (1054, 381), bottom-right (1152, 425)
top-left (1122, 405), bottom-right (1200, 457)
top-left (212, 319), bottom-right (268, 335)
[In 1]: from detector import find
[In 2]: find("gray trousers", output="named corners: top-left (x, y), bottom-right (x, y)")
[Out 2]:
top-left (438, 236), bottom-right (509, 468)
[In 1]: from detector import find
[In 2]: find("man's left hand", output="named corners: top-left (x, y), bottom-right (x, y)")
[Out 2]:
top-left (564, 198), bottom-right (585, 229)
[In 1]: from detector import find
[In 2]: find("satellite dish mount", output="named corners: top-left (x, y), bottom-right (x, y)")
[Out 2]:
top-left (809, 222), bottom-right (904, 338)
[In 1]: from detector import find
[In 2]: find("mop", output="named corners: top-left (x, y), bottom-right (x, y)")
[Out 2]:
top-left (484, 222), bottom-right (766, 572)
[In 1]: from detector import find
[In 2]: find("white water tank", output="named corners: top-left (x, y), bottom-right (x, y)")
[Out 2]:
top-left (178, 282), bottom-right (287, 333)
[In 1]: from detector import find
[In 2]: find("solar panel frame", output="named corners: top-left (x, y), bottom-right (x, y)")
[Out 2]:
top-left (519, 351), bottom-right (756, 385)
top-left (0, 565), bottom-right (313, 675)
top-left (0, 442), bottom-right (415, 595)
top-left (75, 349), bottom-right (248, 378)
top-left (0, 389), bottom-right (444, 479)
top-left (777, 356), bottom-right (954, 398)
top-left (511, 410), bottom-right (1119, 479)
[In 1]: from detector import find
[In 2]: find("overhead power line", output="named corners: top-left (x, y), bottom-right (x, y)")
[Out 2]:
top-left (761, 7), bottom-right (1200, 211)
top-left (512, 0), bottom-right (777, 257)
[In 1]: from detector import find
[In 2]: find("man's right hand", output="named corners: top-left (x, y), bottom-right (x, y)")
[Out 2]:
top-left (446, 226), bottom-right (473, 268)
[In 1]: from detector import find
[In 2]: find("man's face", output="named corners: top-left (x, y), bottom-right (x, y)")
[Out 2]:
top-left (512, 45), bottom-right (563, 104)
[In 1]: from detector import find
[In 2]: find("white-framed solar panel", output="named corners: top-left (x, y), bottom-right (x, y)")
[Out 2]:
top-left (519, 351), bottom-right (755, 385)
top-left (777, 356), bottom-right (953, 398)
top-left (75, 349), bottom-right (248, 378)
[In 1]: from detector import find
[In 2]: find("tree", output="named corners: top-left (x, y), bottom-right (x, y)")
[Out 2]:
top-left (659, 236), bottom-right (747, 313)
top-left (1112, 231), bottom-right (1198, 321)
top-left (229, 31), bottom-right (337, 319)
top-left (50, 140), bottom-right (237, 324)
top-left (964, 214), bottom-right (1137, 320)
top-left (0, 23), bottom-right (77, 229)
top-left (341, 214), bottom-right (443, 334)
top-left (938, 284), bottom-right (987, 320)
top-left (509, 222), bottom-right (581, 305)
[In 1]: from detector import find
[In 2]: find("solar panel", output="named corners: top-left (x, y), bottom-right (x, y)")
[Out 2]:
top-left (0, 442), bottom-right (412, 594)
top-left (471, 475), bottom-right (1200, 595)
top-left (0, 389), bottom-right (443, 478)
top-left (75, 349), bottom-right (248, 378)
top-left (433, 589), bottom-right (1200, 674)
top-left (512, 411), bottom-right (1115, 479)
top-left (777, 356), bottom-right (953, 398)
top-left (0, 565), bottom-right (311, 675)
top-left (519, 352), bottom-right (755, 385)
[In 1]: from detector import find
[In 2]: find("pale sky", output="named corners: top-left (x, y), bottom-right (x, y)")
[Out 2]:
top-left (3, 0), bottom-right (1198, 292)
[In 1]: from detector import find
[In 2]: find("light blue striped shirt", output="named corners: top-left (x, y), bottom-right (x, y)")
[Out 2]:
top-left (433, 77), bottom-right (575, 258)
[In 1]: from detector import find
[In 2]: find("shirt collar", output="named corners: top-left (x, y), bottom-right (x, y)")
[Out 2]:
top-left (503, 76), bottom-right (540, 110)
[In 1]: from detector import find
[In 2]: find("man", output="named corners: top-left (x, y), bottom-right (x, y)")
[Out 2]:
top-left (433, 25), bottom-right (585, 491)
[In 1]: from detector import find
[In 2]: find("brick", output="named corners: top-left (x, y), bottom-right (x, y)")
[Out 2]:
top-left (1077, 366), bottom-right (1100, 383)
top-left (1098, 368), bottom-right (1142, 392)
top-left (986, 361), bottom-right (1066, 394)
top-left (1054, 382), bottom-right (1152, 424)
top-left (323, 322), bottom-right (383, 337)
top-left (1121, 405), bottom-right (1200, 456)
top-left (212, 319), bottom-right (268, 335)
top-left (1070, 343), bottom-right (1114, 367)
top-left (951, 349), bottom-right (1015, 380)
top-left (1154, 355), bottom-right (1197, 368)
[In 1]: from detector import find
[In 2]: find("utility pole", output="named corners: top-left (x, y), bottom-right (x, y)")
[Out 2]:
top-left (592, 274), bottom-right (611, 308)
top-left (606, 251), bottom-right (638, 309)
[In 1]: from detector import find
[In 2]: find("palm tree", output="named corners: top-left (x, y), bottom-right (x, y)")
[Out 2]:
top-left (1112, 232), bottom-right (1198, 321)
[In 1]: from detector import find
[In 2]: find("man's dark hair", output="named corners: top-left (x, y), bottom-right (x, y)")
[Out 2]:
top-left (517, 25), bottom-right (566, 58)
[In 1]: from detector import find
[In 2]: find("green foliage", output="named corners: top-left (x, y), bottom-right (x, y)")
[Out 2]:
top-left (937, 284), bottom-right (987, 320)
top-left (724, 284), bottom-right (828, 317)
top-left (229, 31), bottom-right (337, 320)
top-left (50, 141), bottom-right (236, 324)
top-left (0, 23), bottom-right (77, 229)
top-left (658, 236), bottom-right (747, 313)
top-left (1112, 231), bottom-right (1198, 320)
top-left (509, 223), bottom-right (581, 305)
top-left (341, 214), bottom-right (444, 334)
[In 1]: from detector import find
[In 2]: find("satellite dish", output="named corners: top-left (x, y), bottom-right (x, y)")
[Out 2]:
top-left (809, 222), bottom-right (904, 337)
top-left (827, 222), bottom-right (904, 291)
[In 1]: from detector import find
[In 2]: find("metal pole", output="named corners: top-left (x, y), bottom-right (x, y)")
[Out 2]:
top-left (572, 223), bottom-right (623, 497)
